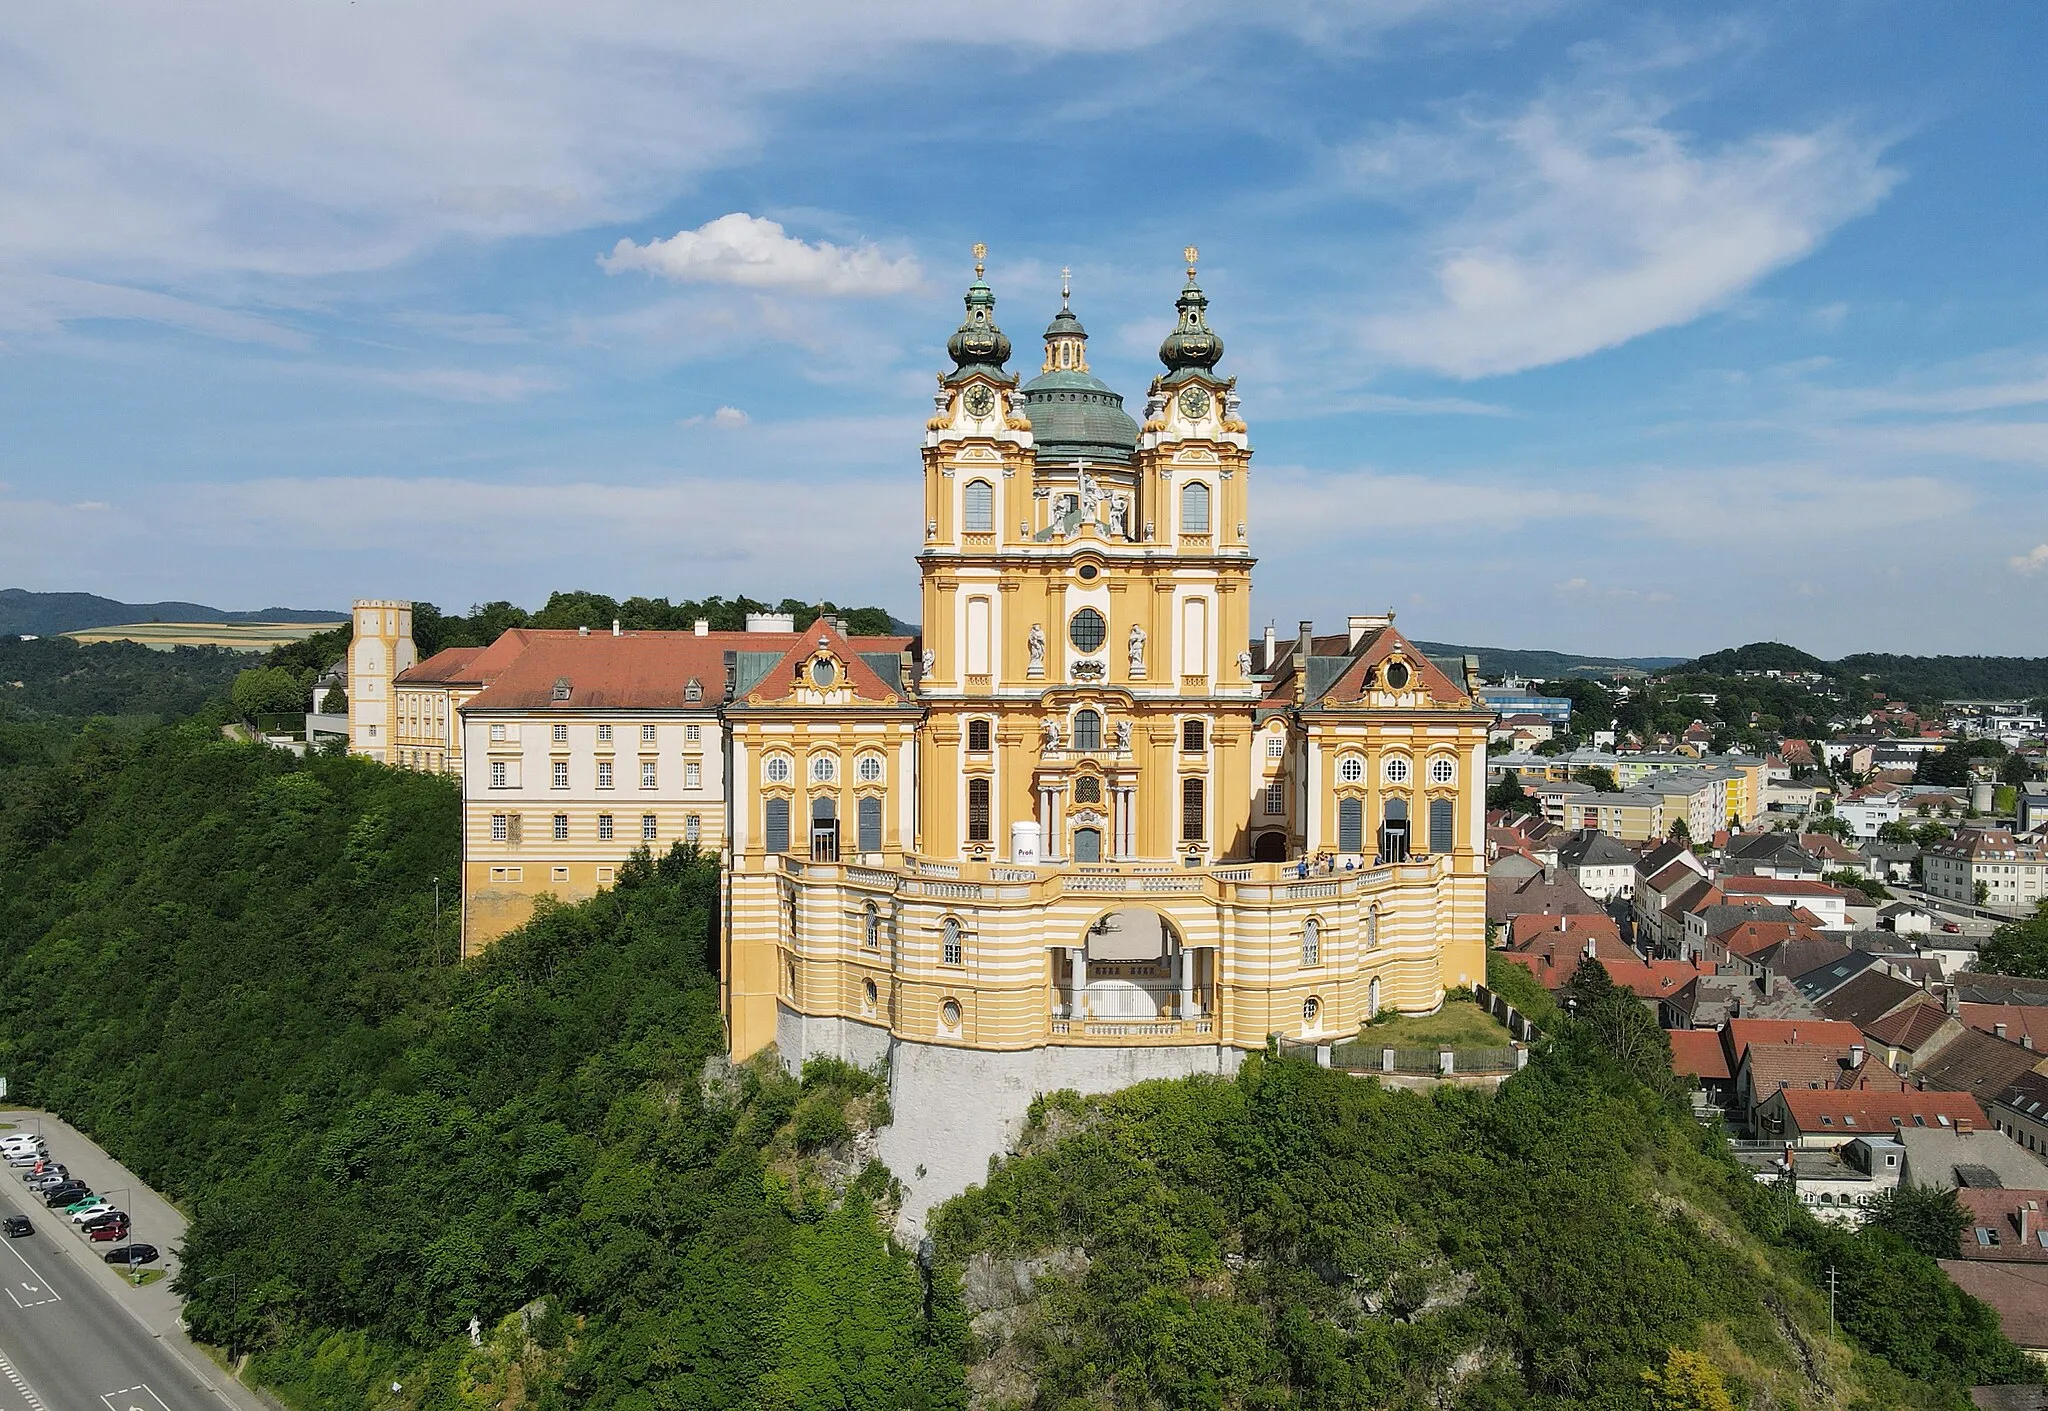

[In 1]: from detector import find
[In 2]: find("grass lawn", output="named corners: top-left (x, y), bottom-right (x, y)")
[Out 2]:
top-left (1350, 999), bottom-right (1512, 1049)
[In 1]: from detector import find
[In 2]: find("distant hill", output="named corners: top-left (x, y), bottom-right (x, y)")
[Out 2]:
top-left (1658, 640), bottom-right (2048, 701)
top-left (0, 589), bottom-right (344, 638)
top-left (1413, 640), bottom-right (1686, 682)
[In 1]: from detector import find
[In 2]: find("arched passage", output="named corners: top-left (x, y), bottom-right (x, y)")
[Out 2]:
top-left (1057, 908), bottom-right (1207, 1026)
top-left (1253, 830), bottom-right (1288, 862)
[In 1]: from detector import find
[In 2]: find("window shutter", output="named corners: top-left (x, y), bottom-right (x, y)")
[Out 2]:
top-left (1181, 481), bottom-right (1211, 532)
top-left (1338, 798), bottom-right (1363, 853)
top-left (1430, 798), bottom-right (1455, 854)
top-left (765, 798), bottom-right (790, 853)
top-left (964, 480), bottom-right (995, 532)
top-left (1182, 778), bottom-right (1205, 841)
top-left (968, 778), bottom-right (992, 841)
top-left (858, 797), bottom-right (883, 853)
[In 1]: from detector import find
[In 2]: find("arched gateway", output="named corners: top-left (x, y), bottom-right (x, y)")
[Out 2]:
top-left (1055, 907), bottom-right (1208, 1025)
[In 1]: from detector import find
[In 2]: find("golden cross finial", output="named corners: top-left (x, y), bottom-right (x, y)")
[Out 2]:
top-left (1184, 244), bottom-right (1199, 277)
top-left (972, 242), bottom-right (987, 278)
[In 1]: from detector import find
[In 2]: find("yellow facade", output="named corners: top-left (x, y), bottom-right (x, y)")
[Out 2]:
top-left (724, 256), bottom-right (1490, 1064)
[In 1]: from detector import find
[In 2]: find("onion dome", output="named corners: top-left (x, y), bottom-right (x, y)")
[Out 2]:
top-left (1157, 245), bottom-right (1224, 377)
top-left (944, 243), bottom-right (1014, 384)
top-left (1021, 281), bottom-right (1138, 464)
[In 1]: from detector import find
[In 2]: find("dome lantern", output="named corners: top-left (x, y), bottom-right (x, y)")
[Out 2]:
top-left (1157, 244), bottom-right (1224, 377)
top-left (944, 241), bottom-right (1015, 384)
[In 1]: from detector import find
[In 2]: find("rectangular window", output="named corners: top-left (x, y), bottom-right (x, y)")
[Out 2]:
top-left (685, 762), bottom-right (701, 789)
top-left (968, 778), bottom-right (992, 842)
top-left (597, 814), bottom-right (613, 841)
top-left (765, 798), bottom-right (791, 853)
top-left (1267, 735), bottom-right (1285, 759)
top-left (553, 813), bottom-right (569, 841)
top-left (488, 866), bottom-right (522, 883)
top-left (963, 478), bottom-right (995, 532)
top-left (1182, 598), bottom-right (1208, 675)
top-left (641, 814), bottom-right (658, 841)
top-left (1182, 777), bottom-right (1205, 841)
top-left (1429, 798), bottom-right (1455, 854)
top-left (490, 760), bottom-right (508, 789)
top-left (490, 723), bottom-right (506, 742)
top-left (491, 813), bottom-right (508, 842)
top-left (597, 865), bottom-right (614, 884)
top-left (967, 719), bottom-right (991, 753)
top-left (943, 934), bottom-right (964, 967)
top-left (597, 724), bottom-right (612, 742)
top-left (685, 814), bottom-right (701, 844)
top-left (641, 724), bottom-right (657, 743)
top-left (858, 796), bottom-right (883, 853)
top-left (1182, 719), bottom-right (1205, 752)
top-left (642, 761), bottom-right (657, 789)
top-left (552, 760), bottom-right (569, 789)
top-left (1338, 798), bottom-right (1364, 853)
top-left (685, 724), bottom-right (701, 743)
top-left (597, 761), bottom-right (613, 789)
top-left (551, 866), bottom-right (569, 884)
top-left (552, 723), bottom-right (568, 743)
top-left (966, 596), bottom-right (991, 675)
top-left (1265, 782), bottom-right (1286, 815)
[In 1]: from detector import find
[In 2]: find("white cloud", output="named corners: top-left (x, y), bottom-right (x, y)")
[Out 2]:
top-left (2011, 544), bottom-right (2048, 575)
top-left (681, 405), bottom-right (751, 427)
top-left (1352, 94), bottom-right (1898, 376)
top-left (602, 213), bottom-right (922, 297)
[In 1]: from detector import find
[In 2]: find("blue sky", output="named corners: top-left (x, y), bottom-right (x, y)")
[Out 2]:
top-left (3, 1), bottom-right (2045, 656)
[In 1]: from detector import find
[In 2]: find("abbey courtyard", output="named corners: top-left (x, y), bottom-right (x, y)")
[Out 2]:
top-left (339, 250), bottom-right (1490, 1204)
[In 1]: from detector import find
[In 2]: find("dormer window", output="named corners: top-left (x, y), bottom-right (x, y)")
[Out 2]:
top-left (811, 659), bottom-right (837, 689)
top-left (552, 678), bottom-right (572, 702)
top-left (685, 678), bottom-right (703, 703)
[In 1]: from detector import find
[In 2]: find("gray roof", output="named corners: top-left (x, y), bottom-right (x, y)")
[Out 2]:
top-left (1558, 830), bottom-right (1636, 869)
top-left (1793, 949), bottom-right (1884, 1001)
top-left (1019, 367), bottom-right (1140, 464)
top-left (1898, 1129), bottom-right (2048, 1191)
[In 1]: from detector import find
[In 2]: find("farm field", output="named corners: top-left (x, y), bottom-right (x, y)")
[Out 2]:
top-left (62, 620), bottom-right (345, 652)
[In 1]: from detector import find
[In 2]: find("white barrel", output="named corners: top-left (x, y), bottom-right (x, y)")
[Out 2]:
top-left (1010, 821), bottom-right (1042, 865)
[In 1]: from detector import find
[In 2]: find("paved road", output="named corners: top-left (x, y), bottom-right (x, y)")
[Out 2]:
top-left (0, 1113), bottom-right (269, 1411)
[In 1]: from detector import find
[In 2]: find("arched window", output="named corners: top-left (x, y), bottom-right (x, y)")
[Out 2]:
top-left (1380, 798), bottom-right (1411, 864)
top-left (1369, 975), bottom-right (1381, 1017)
top-left (1182, 719), bottom-right (1205, 752)
top-left (1302, 995), bottom-right (1321, 1030)
top-left (863, 902), bottom-right (881, 950)
top-left (967, 718), bottom-right (992, 752)
top-left (858, 796), bottom-right (883, 853)
top-left (810, 796), bottom-right (839, 863)
top-left (941, 918), bottom-right (964, 966)
top-left (967, 778), bottom-right (992, 841)
top-left (1181, 481), bottom-right (1211, 533)
top-left (1182, 777), bottom-right (1205, 842)
top-left (1302, 918), bottom-right (1321, 966)
top-left (1338, 797), bottom-right (1364, 853)
top-left (1073, 709), bottom-right (1102, 752)
top-left (765, 798), bottom-right (791, 853)
top-left (964, 479), bottom-right (995, 532)
top-left (1367, 905), bottom-right (1380, 949)
top-left (1073, 775), bottom-right (1101, 804)
top-left (1073, 826), bottom-right (1102, 863)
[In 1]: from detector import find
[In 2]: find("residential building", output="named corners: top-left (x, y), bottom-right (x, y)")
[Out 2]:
top-left (1733, 1138), bottom-right (1903, 1224)
top-left (1751, 1088), bottom-right (1980, 1149)
top-left (1718, 876), bottom-right (1851, 929)
top-left (1936, 1262), bottom-right (2048, 1361)
top-left (1862, 998), bottom-right (1964, 1073)
top-left (1556, 830), bottom-right (1637, 901)
top-left (1924, 829), bottom-right (2048, 910)
top-left (1915, 1027), bottom-right (2048, 1107)
top-left (1988, 1073), bottom-right (2048, 1163)
top-left (1476, 683), bottom-right (1572, 728)
top-left (1486, 865), bottom-right (1603, 927)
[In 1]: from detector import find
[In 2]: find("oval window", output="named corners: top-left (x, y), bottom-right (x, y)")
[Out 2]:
top-left (857, 754), bottom-right (885, 782)
top-left (1384, 756), bottom-right (1411, 785)
top-left (941, 999), bottom-right (963, 1028)
top-left (1384, 660), bottom-right (1411, 689)
top-left (1077, 563), bottom-right (1100, 581)
top-left (1339, 756), bottom-right (1365, 784)
top-left (764, 756), bottom-right (792, 784)
top-left (1069, 608), bottom-right (1107, 654)
top-left (1430, 756), bottom-right (1456, 786)
top-left (811, 659), bottom-right (836, 688)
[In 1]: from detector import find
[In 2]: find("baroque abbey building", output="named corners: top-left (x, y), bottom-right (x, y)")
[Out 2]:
top-left (361, 251), bottom-right (1488, 1138)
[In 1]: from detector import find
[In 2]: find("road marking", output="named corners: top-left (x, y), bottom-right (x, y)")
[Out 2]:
top-left (0, 1241), bottom-right (57, 1310)
top-left (101, 1387), bottom-right (171, 1411)
top-left (0, 1342), bottom-right (49, 1411)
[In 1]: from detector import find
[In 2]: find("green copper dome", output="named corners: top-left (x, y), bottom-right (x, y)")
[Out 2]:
top-left (1021, 302), bottom-right (1138, 464)
top-left (1158, 263), bottom-right (1224, 377)
top-left (944, 262), bottom-right (1014, 384)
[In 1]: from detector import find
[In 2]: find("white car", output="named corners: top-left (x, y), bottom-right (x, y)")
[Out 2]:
top-left (0, 1138), bottom-right (45, 1156)
top-left (67, 1202), bottom-right (113, 1225)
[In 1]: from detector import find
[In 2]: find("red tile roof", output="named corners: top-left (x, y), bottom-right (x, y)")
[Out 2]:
top-left (1938, 1261), bottom-right (2048, 1349)
top-left (461, 629), bottom-right (907, 711)
top-left (1669, 1028), bottom-right (1733, 1081)
top-left (1725, 1018), bottom-right (1868, 1062)
top-left (1720, 877), bottom-right (1850, 901)
top-left (1507, 913), bottom-right (1622, 949)
top-left (1960, 1004), bottom-right (2048, 1051)
top-left (1863, 998), bottom-right (1956, 1052)
top-left (395, 645), bottom-right (486, 685)
top-left (1775, 1088), bottom-right (1983, 1133)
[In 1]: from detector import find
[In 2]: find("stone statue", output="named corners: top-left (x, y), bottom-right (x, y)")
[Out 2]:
top-left (1108, 492), bottom-right (1129, 538)
top-left (1078, 470), bottom-right (1102, 524)
top-left (1027, 623), bottom-right (1046, 675)
top-left (1114, 719), bottom-right (1132, 753)
top-left (1236, 650), bottom-right (1253, 678)
top-left (1041, 717), bottom-right (1062, 752)
top-left (920, 649), bottom-right (935, 678)
top-left (1128, 623), bottom-right (1147, 676)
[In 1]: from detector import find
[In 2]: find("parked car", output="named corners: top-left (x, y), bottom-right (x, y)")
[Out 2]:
top-left (5, 1149), bottom-right (51, 1168)
top-left (86, 1221), bottom-right (129, 1243)
top-left (104, 1244), bottom-right (158, 1266)
top-left (68, 1203), bottom-right (113, 1226)
top-left (59, 1195), bottom-right (102, 1216)
top-left (1942, 920), bottom-right (1963, 933)
top-left (41, 1184), bottom-right (88, 1207)
top-left (25, 1170), bottom-right (69, 1192)
top-left (80, 1209), bottom-right (126, 1232)
top-left (2, 1217), bottom-right (30, 1238)
top-left (0, 1134), bottom-right (46, 1152)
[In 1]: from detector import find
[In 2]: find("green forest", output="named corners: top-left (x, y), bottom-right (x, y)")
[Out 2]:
top-left (0, 707), bottom-right (2036, 1408)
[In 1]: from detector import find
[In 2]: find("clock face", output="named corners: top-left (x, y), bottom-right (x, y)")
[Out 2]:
top-left (1177, 385), bottom-right (1211, 419)
top-left (963, 385), bottom-right (996, 418)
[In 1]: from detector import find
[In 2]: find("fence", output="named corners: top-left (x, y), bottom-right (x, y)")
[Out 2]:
top-left (1300, 984), bottom-right (1539, 1077)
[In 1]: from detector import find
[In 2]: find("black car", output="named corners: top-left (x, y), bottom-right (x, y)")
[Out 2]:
top-left (41, 1184), bottom-right (87, 1207)
top-left (105, 1244), bottom-right (157, 1266)
top-left (81, 1210), bottom-right (126, 1232)
top-left (2, 1217), bottom-right (30, 1238)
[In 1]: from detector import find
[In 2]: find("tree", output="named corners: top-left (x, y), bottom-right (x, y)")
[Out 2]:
top-left (1572, 766), bottom-right (1619, 794)
top-left (1876, 819), bottom-right (1917, 846)
top-left (1568, 955), bottom-right (1617, 1009)
top-left (1864, 1185), bottom-right (1969, 1260)
top-left (1641, 1349), bottom-right (1735, 1411)
top-left (230, 666), bottom-right (307, 718)
top-left (1976, 880), bottom-right (1991, 906)
top-left (2002, 754), bottom-right (2037, 787)
top-left (1667, 818), bottom-right (1690, 844)
top-left (1978, 902), bottom-right (2048, 978)
top-left (1825, 869), bottom-right (1890, 901)
top-left (1919, 738), bottom-right (2007, 787)
top-left (1809, 814), bottom-right (1853, 841)
top-left (1487, 769), bottom-right (1538, 818)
